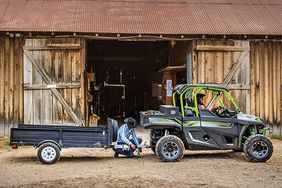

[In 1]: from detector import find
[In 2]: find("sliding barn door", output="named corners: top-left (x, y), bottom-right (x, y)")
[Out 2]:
top-left (193, 40), bottom-right (250, 113)
top-left (23, 38), bottom-right (85, 125)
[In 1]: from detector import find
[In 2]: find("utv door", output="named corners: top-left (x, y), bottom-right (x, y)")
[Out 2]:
top-left (199, 109), bottom-right (240, 149)
top-left (183, 115), bottom-right (221, 150)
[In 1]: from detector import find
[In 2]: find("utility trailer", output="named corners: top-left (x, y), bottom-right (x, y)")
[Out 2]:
top-left (10, 118), bottom-right (118, 164)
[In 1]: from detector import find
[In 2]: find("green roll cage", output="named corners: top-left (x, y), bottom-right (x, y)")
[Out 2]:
top-left (172, 86), bottom-right (240, 117)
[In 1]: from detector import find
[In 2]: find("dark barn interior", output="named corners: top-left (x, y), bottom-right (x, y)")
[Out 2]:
top-left (86, 40), bottom-right (171, 121)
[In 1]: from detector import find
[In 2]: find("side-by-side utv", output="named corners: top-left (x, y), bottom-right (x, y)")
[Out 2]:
top-left (140, 84), bottom-right (273, 162)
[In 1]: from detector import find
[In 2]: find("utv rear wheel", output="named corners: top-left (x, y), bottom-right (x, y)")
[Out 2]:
top-left (243, 134), bottom-right (273, 162)
top-left (156, 135), bottom-right (184, 162)
top-left (37, 142), bottom-right (60, 164)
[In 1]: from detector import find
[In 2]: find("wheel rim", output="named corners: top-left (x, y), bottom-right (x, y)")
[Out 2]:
top-left (162, 141), bottom-right (179, 160)
top-left (251, 140), bottom-right (269, 159)
top-left (41, 146), bottom-right (57, 162)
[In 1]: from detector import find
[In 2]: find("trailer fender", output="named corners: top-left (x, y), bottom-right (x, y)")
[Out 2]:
top-left (35, 140), bottom-right (62, 150)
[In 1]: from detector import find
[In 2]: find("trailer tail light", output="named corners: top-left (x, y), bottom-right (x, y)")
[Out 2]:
top-left (12, 143), bottom-right (18, 149)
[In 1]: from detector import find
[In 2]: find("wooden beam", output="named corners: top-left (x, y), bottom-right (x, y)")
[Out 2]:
top-left (226, 85), bottom-right (250, 90)
top-left (24, 46), bottom-right (82, 51)
top-left (159, 65), bottom-right (186, 72)
top-left (89, 56), bottom-right (147, 62)
top-left (24, 49), bottom-right (83, 126)
top-left (24, 83), bottom-right (81, 90)
top-left (196, 45), bottom-right (250, 52)
top-left (222, 51), bottom-right (249, 86)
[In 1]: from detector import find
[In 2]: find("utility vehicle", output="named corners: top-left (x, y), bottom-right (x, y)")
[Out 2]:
top-left (140, 84), bottom-right (273, 162)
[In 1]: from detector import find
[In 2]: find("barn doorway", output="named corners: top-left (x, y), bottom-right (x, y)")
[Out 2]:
top-left (86, 40), bottom-right (170, 122)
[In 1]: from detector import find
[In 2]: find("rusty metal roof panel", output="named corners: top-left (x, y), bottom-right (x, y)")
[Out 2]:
top-left (0, 0), bottom-right (282, 35)
top-left (0, 0), bottom-right (9, 18)
top-left (265, 5), bottom-right (282, 29)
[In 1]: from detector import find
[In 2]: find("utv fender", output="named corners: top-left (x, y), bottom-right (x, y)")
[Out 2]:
top-left (238, 125), bottom-right (249, 147)
top-left (238, 124), bottom-right (264, 147)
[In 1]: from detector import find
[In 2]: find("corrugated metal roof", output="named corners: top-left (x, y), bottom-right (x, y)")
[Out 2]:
top-left (0, 0), bottom-right (282, 35)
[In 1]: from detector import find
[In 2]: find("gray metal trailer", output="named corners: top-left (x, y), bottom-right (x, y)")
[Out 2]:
top-left (10, 118), bottom-right (118, 164)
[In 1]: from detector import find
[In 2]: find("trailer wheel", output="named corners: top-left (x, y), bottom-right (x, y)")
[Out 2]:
top-left (243, 134), bottom-right (273, 162)
top-left (156, 135), bottom-right (184, 162)
top-left (37, 142), bottom-right (60, 164)
top-left (112, 120), bottom-right (118, 142)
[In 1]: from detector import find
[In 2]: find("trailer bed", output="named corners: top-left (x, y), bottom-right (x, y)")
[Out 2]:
top-left (11, 121), bottom-right (117, 149)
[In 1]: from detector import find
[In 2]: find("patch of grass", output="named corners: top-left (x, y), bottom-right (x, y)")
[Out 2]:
top-left (0, 138), bottom-right (9, 148)
top-left (271, 135), bottom-right (282, 141)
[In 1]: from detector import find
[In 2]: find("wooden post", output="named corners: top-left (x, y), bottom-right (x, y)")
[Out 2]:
top-left (186, 53), bottom-right (192, 84)
top-left (0, 37), bottom-right (4, 137)
top-left (162, 72), bottom-right (174, 105)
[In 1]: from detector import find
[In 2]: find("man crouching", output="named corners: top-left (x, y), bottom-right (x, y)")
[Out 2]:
top-left (114, 117), bottom-right (142, 158)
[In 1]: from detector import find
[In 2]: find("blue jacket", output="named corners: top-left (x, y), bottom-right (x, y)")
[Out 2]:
top-left (117, 124), bottom-right (139, 147)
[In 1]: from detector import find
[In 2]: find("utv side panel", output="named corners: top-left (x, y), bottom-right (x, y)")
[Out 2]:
top-left (183, 126), bottom-right (221, 150)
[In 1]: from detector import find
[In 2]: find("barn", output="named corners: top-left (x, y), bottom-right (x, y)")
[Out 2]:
top-left (0, 0), bottom-right (282, 137)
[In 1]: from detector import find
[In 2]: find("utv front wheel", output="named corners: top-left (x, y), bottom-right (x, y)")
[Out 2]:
top-left (156, 135), bottom-right (184, 162)
top-left (243, 134), bottom-right (273, 162)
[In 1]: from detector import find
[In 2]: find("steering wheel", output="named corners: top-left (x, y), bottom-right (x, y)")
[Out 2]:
top-left (213, 106), bottom-right (235, 118)
top-left (213, 106), bottom-right (224, 117)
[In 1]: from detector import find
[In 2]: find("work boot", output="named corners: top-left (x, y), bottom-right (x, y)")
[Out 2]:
top-left (114, 152), bottom-right (119, 158)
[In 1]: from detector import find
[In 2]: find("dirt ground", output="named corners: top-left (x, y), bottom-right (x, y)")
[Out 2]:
top-left (0, 128), bottom-right (281, 188)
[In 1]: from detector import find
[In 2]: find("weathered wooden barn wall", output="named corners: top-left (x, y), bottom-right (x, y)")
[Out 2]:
top-left (0, 37), bottom-right (86, 137)
top-left (193, 40), bottom-right (282, 136)
top-left (23, 38), bottom-right (85, 126)
top-left (250, 41), bottom-right (282, 136)
top-left (0, 36), bottom-right (281, 137)
top-left (193, 40), bottom-right (250, 113)
top-left (169, 41), bottom-right (192, 66)
top-left (0, 36), bottom-right (24, 137)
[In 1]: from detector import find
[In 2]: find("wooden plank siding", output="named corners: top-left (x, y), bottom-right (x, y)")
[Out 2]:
top-left (0, 36), bottom-right (86, 137)
top-left (193, 40), bottom-right (282, 136)
top-left (193, 40), bottom-right (250, 114)
top-left (23, 38), bottom-right (85, 126)
top-left (0, 36), bottom-right (24, 137)
top-left (0, 36), bottom-right (282, 137)
top-left (250, 41), bottom-right (282, 136)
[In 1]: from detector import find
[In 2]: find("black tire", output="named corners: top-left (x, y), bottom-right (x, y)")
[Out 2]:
top-left (37, 142), bottom-right (61, 164)
top-left (232, 148), bottom-right (243, 152)
top-left (155, 135), bottom-right (184, 162)
top-left (150, 129), bottom-right (163, 154)
top-left (151, 146), bottom-right (156, 154)
top-left (112, 120), bottom-right (118, 142)
top-left (243, 134), bottom-right (273, 162)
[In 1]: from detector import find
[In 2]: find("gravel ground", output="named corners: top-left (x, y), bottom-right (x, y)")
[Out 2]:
top-left (0, 128), bottom-right (281, 188)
